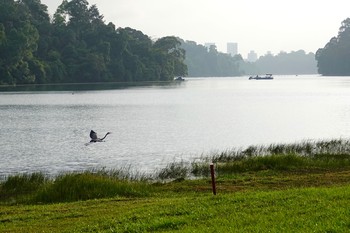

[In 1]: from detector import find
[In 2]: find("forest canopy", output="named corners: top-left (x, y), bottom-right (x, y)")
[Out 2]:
top-left (0, 0), bottom-right (187, 85)
top-left (181, 40), bottom-right (243, 77)
top-left (0, 0), bottom-right (322, 84)
top-left (252, 50), bottom-right (317, 75)
top-left (316, 18), bottom-right (350, 76)
top-left (181, 40), bottom-right (317, 77)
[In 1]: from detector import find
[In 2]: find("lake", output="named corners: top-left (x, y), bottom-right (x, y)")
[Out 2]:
top-left (1, 75), bottom-right (350, 177)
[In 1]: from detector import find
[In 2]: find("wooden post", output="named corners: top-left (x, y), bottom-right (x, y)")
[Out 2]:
top-left (210, 163), bottom-right (216, 195)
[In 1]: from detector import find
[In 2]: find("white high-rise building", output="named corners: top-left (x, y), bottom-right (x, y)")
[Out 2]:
top-left (227, 42), bottom-right (238, 56)
top-left (247, 50), bottom-right (258, 62)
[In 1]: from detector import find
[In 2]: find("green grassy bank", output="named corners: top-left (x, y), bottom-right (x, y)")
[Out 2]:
top-left (1, 183), bottom-right (350, 232)
top-left (1, 139), bottom-right (350, 232)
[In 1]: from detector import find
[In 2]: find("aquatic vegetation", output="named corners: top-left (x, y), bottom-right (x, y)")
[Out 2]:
top-left (0, 169), bottom-right (152, 204)
top-left (34, 172), bottom-right (152, 203)
top-left (2, 139), bottom-right (350, 204)
top-left (0, 172), bottom-right (47, 202)
top-left (156, 160), bottom-right (191, 180)
top-left (193, 139), bottom-right (350, 176)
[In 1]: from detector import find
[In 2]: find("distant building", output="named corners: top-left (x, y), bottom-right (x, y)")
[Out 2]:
top-left (227, 42), bottom-right (238, 56)
top-left (204, 43), bottom-right (216, 51)
top-left (247, 50), bottom-right (258, 62)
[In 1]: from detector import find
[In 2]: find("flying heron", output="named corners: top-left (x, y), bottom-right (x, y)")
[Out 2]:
top-left (89, 130), bottom-right (111, 142)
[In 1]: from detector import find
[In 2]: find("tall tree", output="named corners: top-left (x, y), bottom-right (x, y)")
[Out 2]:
top-left (316, 18), bottom-right (350, 75)
top-left (153, 36), bottom-right (187, 80)
top-left (0, 0), bottom-right (188, 84)
top-left (20, 0), bottom-right (52, 83)
top-left (0, 0), bottom-right (39, 84)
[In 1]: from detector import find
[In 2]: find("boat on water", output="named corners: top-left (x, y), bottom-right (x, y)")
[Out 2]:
top-left (249, 74), bottom-right (273, 80)
top-left (174, 76), bottom-right (185, 81)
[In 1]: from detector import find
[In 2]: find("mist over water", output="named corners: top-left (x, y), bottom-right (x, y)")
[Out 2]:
top-left (1, 75), bottom-right (350, 177)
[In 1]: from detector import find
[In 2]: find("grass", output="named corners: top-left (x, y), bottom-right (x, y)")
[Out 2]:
top-left (33, 172), bottom-right (153, 203)
top-left (1, 185), bottom-right (350, 232)
top-left (1, 139), bottom-right (350, 232)
top-left (0, 172), bottom-right (48, 203)
top-left (0, 170), bottom-right (153, 204)
top-left (191, 139), bottom-right (350, 177)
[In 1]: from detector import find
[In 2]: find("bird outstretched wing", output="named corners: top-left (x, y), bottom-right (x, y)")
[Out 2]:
top-left (90, 130), bottom-right (98, 140)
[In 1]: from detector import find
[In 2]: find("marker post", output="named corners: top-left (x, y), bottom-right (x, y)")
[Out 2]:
top-left (210, 163), bottom-right (216, 195)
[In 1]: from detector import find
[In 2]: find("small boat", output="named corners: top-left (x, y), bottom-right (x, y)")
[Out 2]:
top-left (249, 74), bottom-right (273, 80)
top-left (174, 76), bottom-right (185, 81)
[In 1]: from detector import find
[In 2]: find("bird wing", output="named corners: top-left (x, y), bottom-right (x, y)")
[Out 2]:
top-left (90, 130), bottom-right (98, 140)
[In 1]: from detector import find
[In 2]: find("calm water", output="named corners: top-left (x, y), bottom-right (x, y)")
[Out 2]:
top-left (1, 75), bottom-right (350, 177)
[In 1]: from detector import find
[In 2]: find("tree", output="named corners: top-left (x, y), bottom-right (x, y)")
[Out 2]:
top-left (181, 40), bottom-right (242, 77)
top-left (255, 50), bottom-right (317, 75)
top-left (20, 0), bottom-right (52, 83)
top-left (153, 36), bottom-right (187, 80)
top-left (52, 0), bottom-right (110, 82)
top-left (0, 0), bottom-right (188, 84)
top-left (0, 0), bottom-right (39, 84)
top-left (316, 18), bottom-right (350, 75)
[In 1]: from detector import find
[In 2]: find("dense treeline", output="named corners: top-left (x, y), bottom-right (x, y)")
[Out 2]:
top-left (0, 0), bottom-right (187, 85)
top-left (252, 50), bottom-right (317, 75)
top-left (181, 40), bottom-right (243, 77)
top-left (181, 40), bottom-right (317, 77)
top-left (0, 0), bottom-right (323, 83)
top-left (316, 18), bottom-right (350, 76)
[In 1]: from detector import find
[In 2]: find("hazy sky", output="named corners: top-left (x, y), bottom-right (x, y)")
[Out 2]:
top-left (41, 0), bottom-right (350, 58)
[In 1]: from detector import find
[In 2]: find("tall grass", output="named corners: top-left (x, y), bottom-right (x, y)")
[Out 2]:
top-left (156, 160), bottom-right (191, 180)
top-left (34, 171), bottom-right (153, 203)
top-left (205, 139), bottom-right (350, 163)
top-left (0, 173), bottom-right (47, 202)
top-left (86, 166), bottom-right (150, 181)
top-left (191, 139), bottom-right (350, 176)
top-left (2, 139), bottom-right (350, 204)
top-left (141, 139), bottom-right (350, 179)
top-left (0, 169), bottom-right (153, 204)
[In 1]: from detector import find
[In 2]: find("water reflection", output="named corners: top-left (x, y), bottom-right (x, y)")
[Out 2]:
top-left (0, 80), bottom-right (185, 92)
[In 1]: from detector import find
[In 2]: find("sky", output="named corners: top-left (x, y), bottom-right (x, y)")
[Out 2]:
top-left (41, 0), bottom-right (350, 58)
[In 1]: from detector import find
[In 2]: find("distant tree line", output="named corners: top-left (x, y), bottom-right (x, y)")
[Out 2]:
top-left (181, 40), bottom-right (317, 77)
top-left (316, 18), bottom-right (350, 76)
top-left (181, 40), bottom-right (243, 77)
top-left (0, 0), bottom-right (187, 85)
top-left (251, 50), bottom-right (317, 75)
